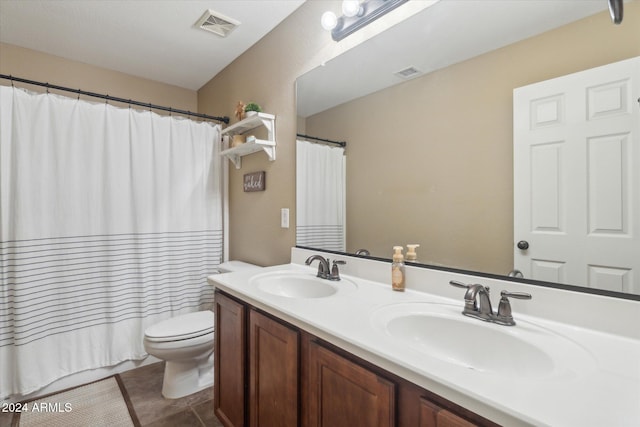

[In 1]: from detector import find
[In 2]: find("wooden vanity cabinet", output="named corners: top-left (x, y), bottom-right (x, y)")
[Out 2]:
top-left (214, 291), bottom-right (299, 427)
top-left (214, 290), bottom-right (499, 427)
top-left (305, 338), bottom-right (395, 427)
top-left (419, 398), bottom-right (478, 427)
top-left (303, 337), bottom-right (490, 427)
top-left (248, 309), bottom-right (299, 426)
top-left (214, 292), bottom-right (246, 427)
top-left (397, 381), bottom-right (495, 427)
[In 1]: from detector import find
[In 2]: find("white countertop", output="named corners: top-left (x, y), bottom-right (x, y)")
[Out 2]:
top-left (209, 252), bottom-right (640, 427)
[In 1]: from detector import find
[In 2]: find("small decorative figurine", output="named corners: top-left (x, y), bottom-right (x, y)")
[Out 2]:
top-left (235, 101), bottom-right (246, 121)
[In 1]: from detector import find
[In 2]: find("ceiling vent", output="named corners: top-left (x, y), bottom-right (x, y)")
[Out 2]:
top-left (394, 66), bottom-right (422, 79)
top-left (196, 9), bottom-right (240, 37)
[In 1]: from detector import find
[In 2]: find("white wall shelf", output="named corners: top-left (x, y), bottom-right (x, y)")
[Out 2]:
top-left (220, 112), bottom-right (276, 169)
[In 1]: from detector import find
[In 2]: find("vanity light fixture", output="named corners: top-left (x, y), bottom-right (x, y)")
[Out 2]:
top-left (607, 0), bottom-right (623, 24)
top-left (321, 0), bottom-right (409, 41)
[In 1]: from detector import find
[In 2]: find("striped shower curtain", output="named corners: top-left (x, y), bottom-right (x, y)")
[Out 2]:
top-left (0, 86), bottom-right (223, 398)
top-left (296, 139), bottom-right (346, 251)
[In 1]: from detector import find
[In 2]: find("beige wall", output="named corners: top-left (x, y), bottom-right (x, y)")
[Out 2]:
top-left (198, 0), bottom-right (430, 266)
top-left (0, 42), bottom-right (197, 111)
top-left (198, 2), bottom-right (335, 266)
top-left (303, 4), bottom-right (640, 274)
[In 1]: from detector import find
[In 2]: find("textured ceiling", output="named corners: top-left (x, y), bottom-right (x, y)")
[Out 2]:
top-left (0, 0), bottom-right (306, 90)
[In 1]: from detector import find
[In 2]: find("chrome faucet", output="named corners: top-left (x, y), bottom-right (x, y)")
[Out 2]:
top-left (449, 280), bottom-right (531, 326)
top-left (306, 255), bottom-right (330, 278)
top-left (495, 291), bottom-right (532, 326)
top-left (508, 269), bottom-right (524, 278)
top-left (331, 260), bottom-right (346, 280)
top-left (464, 283), bottom-right (494, 321)
top-left (305, 255), bottom-right (346, 281)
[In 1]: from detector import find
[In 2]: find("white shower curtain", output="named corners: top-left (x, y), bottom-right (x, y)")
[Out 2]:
top-left (0, 86), bottom-right (223, 398)
top-left (296, 140), bottom-right (346, 251)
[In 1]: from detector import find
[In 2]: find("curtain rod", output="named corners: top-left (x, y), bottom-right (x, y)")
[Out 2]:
top-left (0, 74), bottom-right (230, 124)
top-left (297, 133), bottom-right (346, 147)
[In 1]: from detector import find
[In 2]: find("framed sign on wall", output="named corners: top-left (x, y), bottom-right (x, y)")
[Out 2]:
top-left (244, 171), bottom-right (265, 192)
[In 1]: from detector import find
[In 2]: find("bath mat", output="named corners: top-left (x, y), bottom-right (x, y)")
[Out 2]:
top-left (12, 375), bottom-right (140, 427)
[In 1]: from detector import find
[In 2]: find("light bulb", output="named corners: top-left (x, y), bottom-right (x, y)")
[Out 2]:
top-left (321, 11), bottom-right (338, 30)
top-left (342, 0), bottom-right (361, 18)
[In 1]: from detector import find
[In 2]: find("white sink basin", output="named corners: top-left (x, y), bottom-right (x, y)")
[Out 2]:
top-left (371, 302), bottom-right (595, 378)
top-left (249, 271), bottom-right (357, 299)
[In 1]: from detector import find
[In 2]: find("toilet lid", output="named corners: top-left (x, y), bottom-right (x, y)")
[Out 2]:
top-left (145, 311), bottom-right (214, 342)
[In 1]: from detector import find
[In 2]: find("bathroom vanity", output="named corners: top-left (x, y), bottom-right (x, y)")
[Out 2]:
top-left (208, 248), bottom-right (640, 427)
top-left (214, 290), bottom-right (496, 427)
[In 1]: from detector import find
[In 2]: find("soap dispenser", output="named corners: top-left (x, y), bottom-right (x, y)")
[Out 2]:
top-left (406, 244), bottom-right (420, 263)
top-left (392, 246), bottom-right (405, 292)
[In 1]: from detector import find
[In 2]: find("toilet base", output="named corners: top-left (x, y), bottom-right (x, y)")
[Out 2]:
top-left (161, 353), bottom-right (214, 399)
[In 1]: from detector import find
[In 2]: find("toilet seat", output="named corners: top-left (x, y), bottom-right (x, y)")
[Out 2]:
top-left (145, 311), bottom-right (214, 343)
top-left (142, 260), bottom-right (258, 399)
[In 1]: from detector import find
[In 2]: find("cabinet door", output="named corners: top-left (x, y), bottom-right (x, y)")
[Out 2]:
top-left (307, 340), bottom-right (395, 427)
top-left (215, 292), bottom-right (246, 427)
top-left (249, 310), bottom-right (299, 427)
top-left (419, 398), bottom-right (478, 427)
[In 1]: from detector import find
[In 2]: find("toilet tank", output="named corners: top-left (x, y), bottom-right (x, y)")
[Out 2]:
top-left (216, 260), bottom-right (261, 274)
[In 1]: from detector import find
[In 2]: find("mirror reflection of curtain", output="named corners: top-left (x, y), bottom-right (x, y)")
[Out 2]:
top-left (296, 140), bottom-right (345, 251)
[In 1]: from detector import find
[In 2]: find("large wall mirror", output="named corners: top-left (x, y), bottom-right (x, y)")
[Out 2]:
top-left (296, 0), bottom-right (640, 298)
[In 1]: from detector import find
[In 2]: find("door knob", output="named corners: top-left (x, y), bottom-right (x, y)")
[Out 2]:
top-left (517, 240), bottom-right (529, 250)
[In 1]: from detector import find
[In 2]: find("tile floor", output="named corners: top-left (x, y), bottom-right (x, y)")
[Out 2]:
top-left (0, 404), bottom-right (11, 427)
top-left (119, 362), bottom-right (223, 427)
top-left (1, 362), bottom-right (224, 427)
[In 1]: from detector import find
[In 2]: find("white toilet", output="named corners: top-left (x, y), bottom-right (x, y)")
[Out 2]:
top-left (143, 260), bottom-right (260, 399)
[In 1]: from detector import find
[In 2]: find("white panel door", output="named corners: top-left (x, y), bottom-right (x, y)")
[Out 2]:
top-left (514, 56), bottom-right (640, 294)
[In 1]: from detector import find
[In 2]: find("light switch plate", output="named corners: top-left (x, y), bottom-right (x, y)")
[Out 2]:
top-left (281, 208), bottom-right (289, 228)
